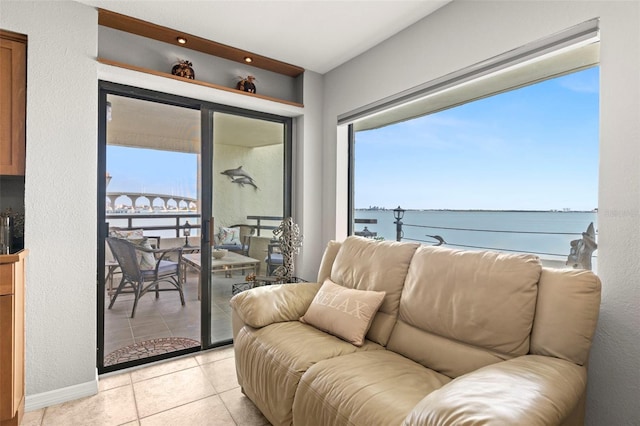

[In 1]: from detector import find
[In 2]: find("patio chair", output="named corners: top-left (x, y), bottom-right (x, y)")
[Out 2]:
top-left (106, 237), bottom-right (185, 318)
top-left (230, 224), bottom-right (256, 255)
top-left (215, 224), bottom-right (256, 255)
top-left (266, 242), bottom-right (283, 276)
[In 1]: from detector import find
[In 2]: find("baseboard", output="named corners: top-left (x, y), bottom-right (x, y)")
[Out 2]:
top-left (25, 369), bottom-right (98, 411)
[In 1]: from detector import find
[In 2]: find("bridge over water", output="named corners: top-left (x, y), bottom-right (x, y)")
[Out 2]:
top-left (106, 192), bottom-right (197, 211)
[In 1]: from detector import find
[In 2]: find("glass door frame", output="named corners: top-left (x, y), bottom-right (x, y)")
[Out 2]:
top-left (97, 81), bottom-right (293, 374)
top-left (200, 106), bottom-right (293, 349)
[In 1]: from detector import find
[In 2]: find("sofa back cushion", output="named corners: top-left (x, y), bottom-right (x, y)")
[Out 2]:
top-left (330, 236), bottom-right (419, 346)
top-left (387, 245), bottom-right (542, 378)
top-left (530, 268), bottom-right (601, 365)
top-left (316, 240), bottom-right (342, 283)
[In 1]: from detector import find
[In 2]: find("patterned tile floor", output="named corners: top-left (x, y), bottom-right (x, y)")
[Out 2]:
top-left (20, 346), bottom-right (270, 426)
top-left (104, 268), bottom-right (238, 359)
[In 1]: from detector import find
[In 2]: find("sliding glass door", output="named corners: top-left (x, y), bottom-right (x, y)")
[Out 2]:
top-left (97, 82), bottom-right (292, 373)
top-left (98, 89), bottom-right (202, 372)
top-left (206, 110), bottom-right (289, 344)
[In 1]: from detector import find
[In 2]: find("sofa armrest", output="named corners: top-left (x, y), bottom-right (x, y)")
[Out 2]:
top-left (402, 355), bottom-right (586, 426)
top-left (230, 282), bottom-right (321, 329)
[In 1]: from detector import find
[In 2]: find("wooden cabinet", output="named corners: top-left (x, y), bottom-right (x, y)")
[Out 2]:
top-left (0, 30), bottom-right (27, 176)
top-left (0, 250), bottom-right (26, 426)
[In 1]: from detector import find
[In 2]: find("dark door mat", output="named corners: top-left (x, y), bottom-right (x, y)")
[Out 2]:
top-left (104, 337), bottom-right (200, 366)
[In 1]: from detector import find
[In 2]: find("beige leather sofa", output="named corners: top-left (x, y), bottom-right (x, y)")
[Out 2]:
top-left (231, 236), bottom-right (601, 426)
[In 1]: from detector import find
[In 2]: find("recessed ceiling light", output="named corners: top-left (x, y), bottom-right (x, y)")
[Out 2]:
top-left (244, 56), bottom-right (253, 63)
top-left (177, 37), bottom-right (187, 45)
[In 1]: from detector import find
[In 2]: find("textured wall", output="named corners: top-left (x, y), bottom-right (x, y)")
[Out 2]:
top-left (213, 143), bottom-right (283, 231)
top-left (0, 0), bottom-right (318, 400)
top-left (0, 1), bottom-right (98, 394)
top-left (322, 1), bottom-right (640, 424)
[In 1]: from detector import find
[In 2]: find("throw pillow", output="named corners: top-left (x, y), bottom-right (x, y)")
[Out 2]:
top-left (219, 227), bottom-right (241, 245)
top-left (300, 278), bottom-right (385, 346)
top-left (129, 238), bottom-right (156, 270)
top-left (110, 228), bottom-right (144, 239)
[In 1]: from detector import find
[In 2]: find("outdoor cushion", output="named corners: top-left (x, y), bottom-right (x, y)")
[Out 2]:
top-left (265, 253), bottom-right (283, 264)
top-left (141, 260), bottom-right (178, 278)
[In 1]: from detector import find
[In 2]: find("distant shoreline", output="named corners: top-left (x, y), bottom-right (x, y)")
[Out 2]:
top-left (355, 208), bottom-right (597, 213)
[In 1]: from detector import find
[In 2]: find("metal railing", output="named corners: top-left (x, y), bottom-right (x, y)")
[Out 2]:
top-left (106, 213), bottom-right (201, 238)
top-left (401, 222), bottom-right (589, 258)
top-left (353, 206), bottom-right (598, 270)
top-left (106, 213), bottom-right (289, 240)
top-left (246, 215), bottom-right (283, 236)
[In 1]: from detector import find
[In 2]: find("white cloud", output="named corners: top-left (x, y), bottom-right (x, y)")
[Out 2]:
top-left (557, 72), bottom-right (599, 94)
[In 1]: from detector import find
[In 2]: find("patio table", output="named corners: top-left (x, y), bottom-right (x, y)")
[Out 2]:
top-left (182, 252), bottom-right (260, 299)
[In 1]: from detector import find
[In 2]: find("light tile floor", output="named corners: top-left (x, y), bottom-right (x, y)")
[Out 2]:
top-left (20, 346), bottom-right (270, 426)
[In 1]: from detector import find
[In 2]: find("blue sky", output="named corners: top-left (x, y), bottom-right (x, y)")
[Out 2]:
top-left (354, 66), bottom-right (600, 211)
top-left (107, 67), bottom-right (599, 212)
top-left (107, 147), bottom-right (198, 200)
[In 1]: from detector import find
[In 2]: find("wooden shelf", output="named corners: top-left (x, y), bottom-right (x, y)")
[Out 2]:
top-left (98, 58), bottom-right (304, 108)
top-left (98, 8), bottom-right (304, 78)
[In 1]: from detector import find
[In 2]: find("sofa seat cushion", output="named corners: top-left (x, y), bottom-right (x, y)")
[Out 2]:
top-left (293, 350), bottom-right (451, 426)
top-left (235, 321), bottom-right (384, 426)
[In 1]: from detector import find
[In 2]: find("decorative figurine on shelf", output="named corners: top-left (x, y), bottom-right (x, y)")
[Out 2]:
top-left (236, 75), bottom-right (257, 93)
top-left (272, 217), bottom-right (303, 282)
top-left (171, 60), bottom-right (195, 79)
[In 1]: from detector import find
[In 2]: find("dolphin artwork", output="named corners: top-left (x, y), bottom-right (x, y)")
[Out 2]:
top-left (231, 176), bottom-right (258, 190)
top-left (220, 166), bottom-right (254, 182)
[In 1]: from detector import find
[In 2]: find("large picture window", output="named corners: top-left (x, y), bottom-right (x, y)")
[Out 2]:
top-left (348, 29), bottom-right (600, 270)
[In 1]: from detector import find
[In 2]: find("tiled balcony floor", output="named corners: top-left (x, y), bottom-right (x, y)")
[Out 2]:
top-left (104, 267), bottom-right (240, 361)
top-left (21, 346), bottom-right (270, 426)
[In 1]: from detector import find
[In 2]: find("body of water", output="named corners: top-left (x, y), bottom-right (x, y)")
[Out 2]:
top-left (108, 210), bottom-right (598, 267)
top-left (354, 209), bottom-right (597, 264)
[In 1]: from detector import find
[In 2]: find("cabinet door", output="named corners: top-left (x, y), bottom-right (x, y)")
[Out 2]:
top-left (0, 32), bottom-right (27, 176)
top-left (0, 294), bottom-right (15, 420)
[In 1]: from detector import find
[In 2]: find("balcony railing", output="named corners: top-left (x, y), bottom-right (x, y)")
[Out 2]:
top-left (106, 213), bottom-right (284, 239)
top-left (106, 213), bottom-right (201, 238)
top-left (354, 207), bottom-right (598, 270)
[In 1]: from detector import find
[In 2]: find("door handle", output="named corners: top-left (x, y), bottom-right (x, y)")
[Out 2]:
top-left (202, 217), bottom-right (215, 246)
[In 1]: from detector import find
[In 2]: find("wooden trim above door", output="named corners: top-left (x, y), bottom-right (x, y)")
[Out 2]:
top-left (98, 8), bottom-right (304, 78)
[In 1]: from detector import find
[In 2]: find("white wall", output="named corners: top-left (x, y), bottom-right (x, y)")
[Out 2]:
top-left (294, 70), bottom-right (325, 280)
top-left (0, 0), bottom-right (99, 401)
top-left (322, 1), bottom-right (639, 424)
top-left (0, 0), bottom-right (325, 405)
top-left (213, 143), bottom-right (283, 227)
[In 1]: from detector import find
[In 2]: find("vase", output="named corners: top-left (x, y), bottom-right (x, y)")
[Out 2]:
top-left (171, 60), bottom-right (195, 80)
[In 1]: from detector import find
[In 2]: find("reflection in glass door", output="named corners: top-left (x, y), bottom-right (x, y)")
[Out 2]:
top-left (98, 85), bottom-right (293, 371)
top-left (207, 111), bottom-right (287, 344)
top-left (99, 92), bottom-right (201, 371)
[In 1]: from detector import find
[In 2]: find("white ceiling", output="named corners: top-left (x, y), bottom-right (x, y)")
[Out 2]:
top-left (76, 0), bottom-right (450, 74)
top-left (107, 94), bottom-right (285, 152)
